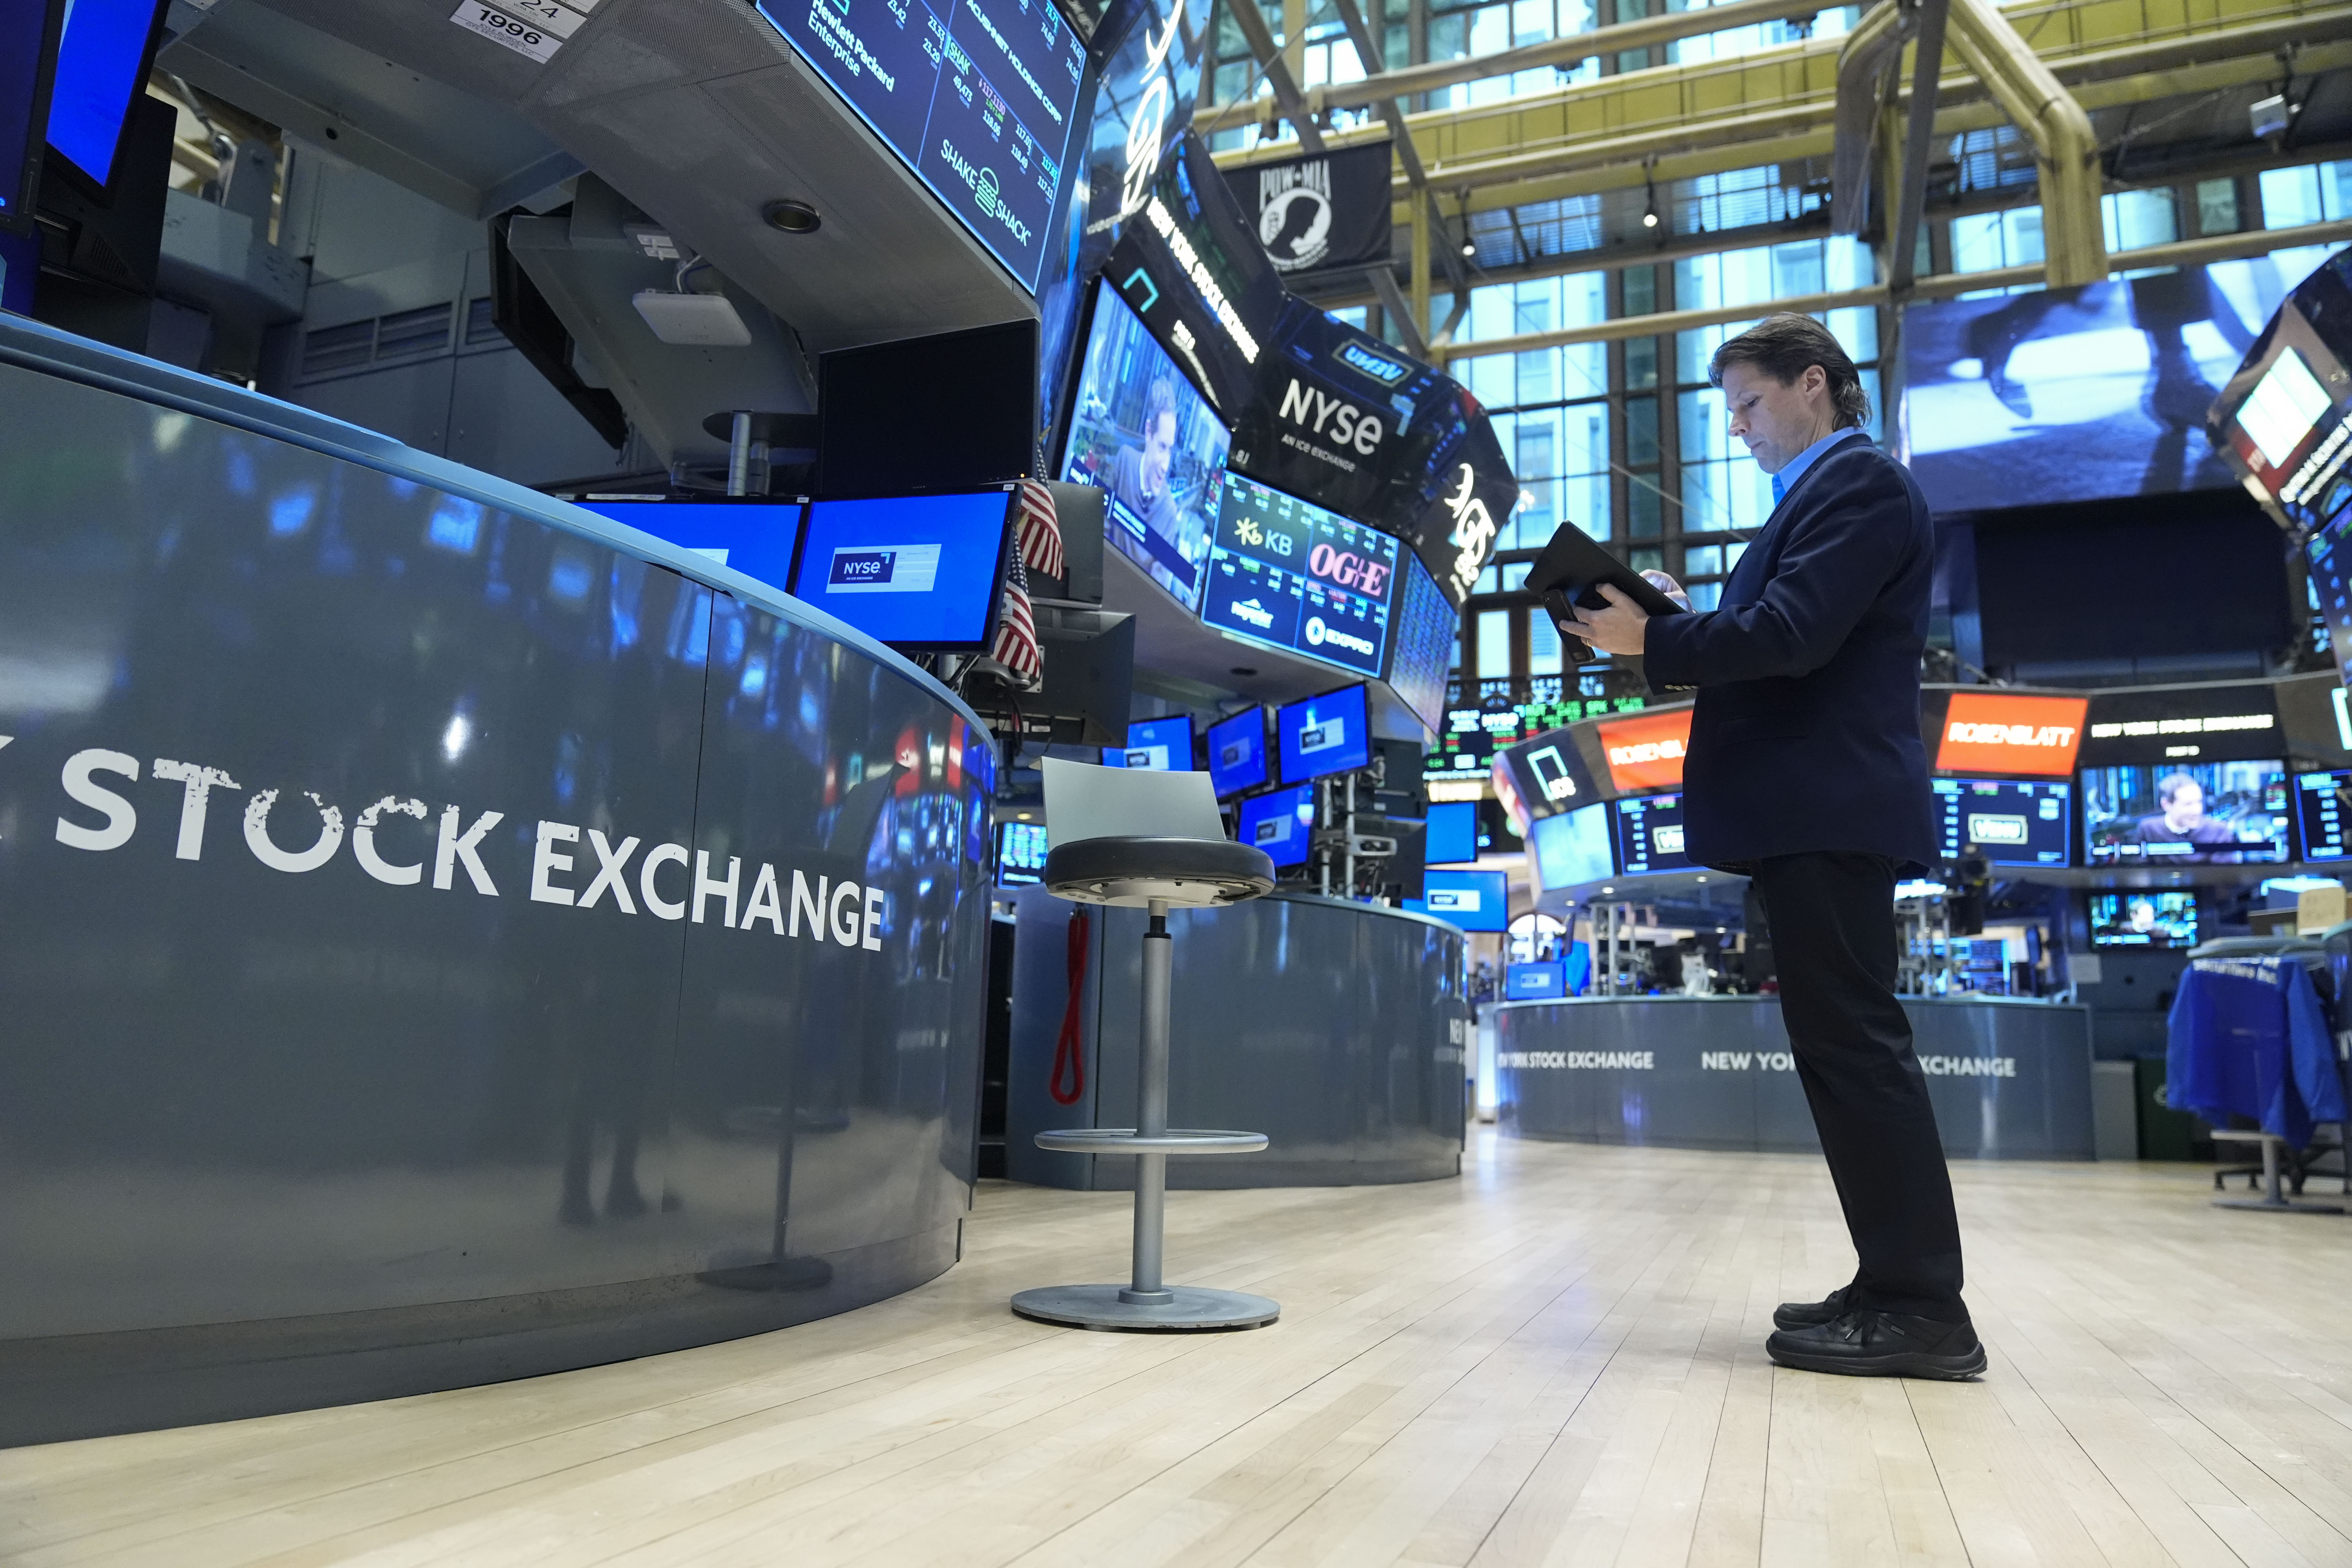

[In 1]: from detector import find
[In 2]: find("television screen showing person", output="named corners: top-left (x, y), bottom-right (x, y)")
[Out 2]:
top-left (2083, 760), bottom-right (2290, 864)
top-left (1059, 279), bottom-right (1231, 612)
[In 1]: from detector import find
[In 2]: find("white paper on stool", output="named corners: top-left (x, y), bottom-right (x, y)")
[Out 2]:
top-left (1041, 758), bottom-right (1225, 848)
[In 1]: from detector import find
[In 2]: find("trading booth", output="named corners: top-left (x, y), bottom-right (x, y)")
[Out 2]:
top-left (1484, 675), bottom-right (2352, 1160)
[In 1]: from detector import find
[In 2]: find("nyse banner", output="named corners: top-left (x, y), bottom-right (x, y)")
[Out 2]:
top-left (1221, 140), bottom-right (1394, 277)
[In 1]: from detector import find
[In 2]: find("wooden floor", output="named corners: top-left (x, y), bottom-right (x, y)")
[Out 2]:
top-left (8, 1133), bottom-right (2352, 1568)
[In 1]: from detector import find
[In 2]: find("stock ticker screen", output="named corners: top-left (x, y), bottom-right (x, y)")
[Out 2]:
top-left (753, 0), bottom-right (1085, 292)
top-left (2296, 768), bottom-right (2352, 860)
top-left (1425, 681), bottom-right (1647, 784)
top-left (1932, 777), bottom-right (2072, 866)
top-left (1611, 793), bottom-right (1691, 876)
top-left (1198, 474), bottom-right (1397, 679)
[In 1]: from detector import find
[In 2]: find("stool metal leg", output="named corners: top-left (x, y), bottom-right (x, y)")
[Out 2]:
top-left (1123, 906), bottom-right (1174, 1305)
top-left (1011, 900), bottom-right (1280, 1332)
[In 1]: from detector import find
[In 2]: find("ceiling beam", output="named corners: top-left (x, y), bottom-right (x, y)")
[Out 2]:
top-left (1200, 0), bottom-right (1838, 127)
top-left (1426, 216), bottom-right (2352, 361)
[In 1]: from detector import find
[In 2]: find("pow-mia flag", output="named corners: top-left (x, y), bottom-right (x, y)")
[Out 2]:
top-left (1222, 139), bottom-right (1394, 277)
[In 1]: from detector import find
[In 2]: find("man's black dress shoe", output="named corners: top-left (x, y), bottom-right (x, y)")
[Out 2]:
top-left (1766, 1310), bottom-right (1987, 1380)
top-left (1772, 1285), bottom-right (1853, 1331)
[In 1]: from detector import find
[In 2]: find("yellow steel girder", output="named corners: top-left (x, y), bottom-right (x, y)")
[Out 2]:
top-left (1208, 0), bottom-right (2352, 221)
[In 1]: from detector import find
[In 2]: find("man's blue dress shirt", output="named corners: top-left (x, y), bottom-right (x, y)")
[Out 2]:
top-left (1769, 427), bottom-right (1858, 507)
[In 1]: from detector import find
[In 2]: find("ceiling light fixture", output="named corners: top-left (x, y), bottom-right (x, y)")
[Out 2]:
top-left (1642, 157), bottom-right (1660, 229)
top-left (763, 199), bottom-right (821, 234)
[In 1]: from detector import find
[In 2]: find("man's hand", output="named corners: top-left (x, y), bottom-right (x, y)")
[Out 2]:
top-left (1557, 583), bottom-right (1650, 657)
top-left (1641, 569), bottom-right (1692, 610)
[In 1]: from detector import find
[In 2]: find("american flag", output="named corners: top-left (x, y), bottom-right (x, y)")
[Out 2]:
top-left (990, 548), bottom-right (1042, 687)
top-left (1014, 478), bottom-right (1064, 583)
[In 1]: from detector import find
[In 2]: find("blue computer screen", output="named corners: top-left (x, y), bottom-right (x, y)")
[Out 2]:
top-left (1235, 784), bottom-right (1316, 869)
top-left (1504, 962), bottom-right (1564, 1000)
top-left (1385, 548), bottom-right (1457, 736)
top-left (1424, 799), bottom-right (1479, 865)
top-left (1612, 793), bottom-right (1692, 876)
top-left (46, 0), bottom-right (162, 189)
top-left (1277, 683), bottom-right (1370, 784)
top-left (575, 500), bottom-right (803, 593)
top-left (0, 0), bottom-right (54, 227)
top-left (1206, 708), bottom-right (1269, 797)
top-left (1106, 715), bottom-right (1194, 771)
top-left (750, 0), bottom-right (1085, 293)
top-left (1932, 777), bottom-right (2072, 867)
top-left (1421, 868), bottom-right (1508, 933)
top-left (1532, 802), bottom-right (1614, 891)
top-left (787, 490), bottom-right (1009, 649)
top-left (998, 821), bottom-right (1049, 886)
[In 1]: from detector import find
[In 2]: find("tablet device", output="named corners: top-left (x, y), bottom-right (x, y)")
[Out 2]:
top-left (1525, 521), bottom-right (1686, 663)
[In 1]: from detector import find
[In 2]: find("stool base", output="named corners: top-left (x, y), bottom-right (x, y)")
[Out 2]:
top-left (1011, 1283), bottom-right (1280, 1332)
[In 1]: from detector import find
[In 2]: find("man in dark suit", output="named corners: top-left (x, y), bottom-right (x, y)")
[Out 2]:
top-left (1558, 313), bottom-right (1984, 1381)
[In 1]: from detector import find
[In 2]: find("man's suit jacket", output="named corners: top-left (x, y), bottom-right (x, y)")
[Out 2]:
top-left (1641, 429), bottom-right (1937, 870)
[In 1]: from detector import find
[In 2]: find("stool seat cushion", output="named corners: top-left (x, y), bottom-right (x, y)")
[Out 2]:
top-left (1045, 837), bottom-right (1276, 908)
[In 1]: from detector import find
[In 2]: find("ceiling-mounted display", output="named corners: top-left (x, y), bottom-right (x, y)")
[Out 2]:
top-left (1200, 472), bottom-right (1397, 679)
top-left (754, 0), bottom-right (1089, 294)
top-left (1060, 275), bottom-right (1230, 610)
top-left (2212, 249), bottom-right (2352, 537)
top-left (1905, 259), bottom-right (2324, 514)
top-left (1098, 132), bottom-right (1515, 607)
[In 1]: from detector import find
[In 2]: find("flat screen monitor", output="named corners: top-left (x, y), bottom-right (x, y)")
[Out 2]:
top-left (1531, 802), bottom-right (1614, 892)
top-left (2296, 768), bottom-right (2352, 861)
top-left (1385, 548), bottom-right (1457, 736)
top-left (1504, 962), bottom-right (1565, 1001)
top-left (1234, 784), bottom-right (1316, 869)
top-left (1424, 799), bottom-right (1479, 865)
top-left (786, 488), bottom-right (1011, 651)
top-left (574, 499), bottom-right (802, 591)
top-left (2089, 890), bottom-right (2198, 949)
top-left (1198, 472), bottom-right (1398, 679)
top-left (1104, 715), bottom-right (1194, 771)
top-left (1611, 793), bottom-right (1691, 876)
top-left (750, 0), bottom-right (1085, 293)
top-left (0, 0), bottom-right (61, 235)
top-left (998, 821), bottom-right (1049, 886)
top-left (1277, 683), bottom-right (1370, 784)
top-left (1932, 777), bottom-right (2071, 867)
top-left (1059, 279), bottom-right (1230, 611)
top-left (2081, 760), bottom-right (2291, 866)
top-left (1595, 707), bottom-right (1690, 792)
top-left (1421, 869), bottom-right (1508, 933)
top-left (44, 0), bottom-right (165, 194)
top-left (1205, 707), bottom-right (1269, 798)
top-left (818, 321), bottom-right (1034, 497)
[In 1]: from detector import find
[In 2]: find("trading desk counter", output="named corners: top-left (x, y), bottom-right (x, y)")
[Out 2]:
top-left (1005, 886), bottom-right (1471, 1189)
top-left (1494, 995), bottom-right (2094, 1160)
top-left (0, 317), bottom-right (996, 1446)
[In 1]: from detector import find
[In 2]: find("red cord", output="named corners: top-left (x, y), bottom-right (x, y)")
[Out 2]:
top-left (1050, 910), bottom-right (1088, 1105)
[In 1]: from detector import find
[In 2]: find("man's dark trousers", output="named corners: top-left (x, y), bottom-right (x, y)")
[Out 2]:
top-left (1750, 850), bottom-right (1966, 1323)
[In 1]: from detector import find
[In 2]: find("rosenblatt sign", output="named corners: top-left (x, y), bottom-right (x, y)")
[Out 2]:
top-left (1934, 693), bottom-right (2089, 777)
top-left (1596, 708), bottom-right (1692, 792)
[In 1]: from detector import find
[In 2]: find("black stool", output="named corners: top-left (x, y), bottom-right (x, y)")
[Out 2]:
top-left (1011, 835), bottom-right (1280, 1330)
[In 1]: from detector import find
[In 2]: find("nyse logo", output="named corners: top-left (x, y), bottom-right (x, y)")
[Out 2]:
top-left (828, 543), bottom-right (939, 595)
top-left (1427, 887), bottom-right (1480, 912)
top-left (1278, 379), bottom-right (1383, 455)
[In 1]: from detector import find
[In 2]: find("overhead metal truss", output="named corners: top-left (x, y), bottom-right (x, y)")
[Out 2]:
top-left (1207, 0), bottom-right (2352, 230)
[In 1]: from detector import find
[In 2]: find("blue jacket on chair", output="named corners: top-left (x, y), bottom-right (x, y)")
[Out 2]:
top-left (1641, 428), bottom-right (1938, 870)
